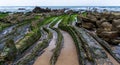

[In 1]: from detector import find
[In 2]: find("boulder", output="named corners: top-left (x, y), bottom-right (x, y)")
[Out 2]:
top-left (100, 18), bottom-right (107, 22)
top-left (82, 22), bottom-right (95, 30)
top-left (87, 15), bottom-right (97, 22)
top-left (82, 17), bottom-right (96, 24)
top-left (112, 19), bottom-right (120, 27)
top-left (101, 31), bottom-right (118, 39)
top-left (96, 21), bottom-right (103, 27)
top-left (116, 25), bottom-right (120, 31)
top-left (101, 22), bottom-right (112, 31)
top-left (112, 39), bottom-right (120, 45)
top-left (96, 28), bottom-right (104, 36)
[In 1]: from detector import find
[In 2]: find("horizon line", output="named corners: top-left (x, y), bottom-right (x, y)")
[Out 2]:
top-left (0, 5), bottom-right (120, 7)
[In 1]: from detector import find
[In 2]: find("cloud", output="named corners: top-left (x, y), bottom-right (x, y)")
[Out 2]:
top-left (0, 0), bottom-right (120, 6)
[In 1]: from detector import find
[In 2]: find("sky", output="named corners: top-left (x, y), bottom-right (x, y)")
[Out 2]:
top-left (0, 0), bottom-right (120, 6)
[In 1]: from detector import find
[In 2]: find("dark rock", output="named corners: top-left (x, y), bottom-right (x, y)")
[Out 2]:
top-left (96, 28), bottom-right (104, 36)
top-left (32, 7), bottom-right (51, 13)
top-left (82, 22), bottom-right (95, 30)
top-left (116, 25), bottom-right (120, 31)
top-left (112, 39), bottom-right (120, 45)
top-left (102, 31), bottom-right (118, 38)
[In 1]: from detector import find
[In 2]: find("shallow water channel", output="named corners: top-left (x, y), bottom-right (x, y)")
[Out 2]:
top-left (33, 28), bottom-right (57, 65)
top-left (55, 31), bottom-right (79, 65)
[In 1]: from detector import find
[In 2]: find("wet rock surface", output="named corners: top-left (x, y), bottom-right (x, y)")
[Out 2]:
top-left (76, 11), bottom-right (120, 64)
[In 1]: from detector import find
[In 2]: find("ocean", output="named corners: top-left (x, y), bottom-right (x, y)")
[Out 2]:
top-left (0, 6), bottom-right (120, 12)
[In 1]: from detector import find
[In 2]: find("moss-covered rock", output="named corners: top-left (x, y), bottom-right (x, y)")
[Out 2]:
top-left (0, 39), bottom-right (17, 61)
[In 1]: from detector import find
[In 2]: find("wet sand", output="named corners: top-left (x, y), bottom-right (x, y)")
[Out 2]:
top-left (55, 31), bottom-right (79, 65)
top-left (33, 29), bottom-right (57, 65)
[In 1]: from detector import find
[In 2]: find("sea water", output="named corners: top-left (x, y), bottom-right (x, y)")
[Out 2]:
top-left (0, 6), bottom-right (120, 12)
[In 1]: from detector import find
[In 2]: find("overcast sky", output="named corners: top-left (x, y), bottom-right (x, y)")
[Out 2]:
top-left (0, 0), bottom-right (120, 6)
